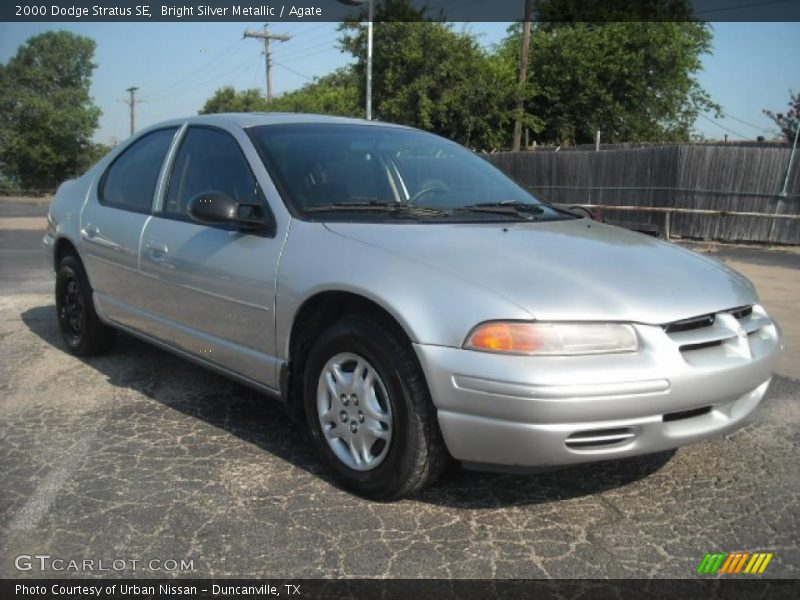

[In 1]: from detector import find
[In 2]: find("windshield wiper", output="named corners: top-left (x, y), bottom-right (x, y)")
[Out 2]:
top-left (451, 202), bottom-right (546, 219)
top-left (304, 201), bottom-right (448, 218)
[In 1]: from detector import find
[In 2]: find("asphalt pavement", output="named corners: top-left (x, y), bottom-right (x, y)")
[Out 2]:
top-left (1, 200), bottom-right (798, 579)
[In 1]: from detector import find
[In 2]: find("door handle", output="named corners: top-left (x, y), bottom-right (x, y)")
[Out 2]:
top-left (146, 240), bottom-right (169, 259)
top-left (82, 223), bottom-right (120, 251)
top-left (83, 223), bottom-right (99, 239)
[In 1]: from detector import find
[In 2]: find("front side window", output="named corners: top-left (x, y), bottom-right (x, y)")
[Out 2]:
top-left (99, 128), bottom-right (177, 212)
top-left (163, 127), bottom-right (264, 220)
top-left (247, 123), bottom-right (574, 223)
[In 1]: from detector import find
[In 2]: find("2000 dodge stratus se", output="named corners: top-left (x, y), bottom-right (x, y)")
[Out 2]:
top-left (44, 114), bottom-right (783, 499)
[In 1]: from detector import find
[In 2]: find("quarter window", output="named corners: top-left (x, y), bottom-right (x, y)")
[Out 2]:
top-left (99, 128), bottom-right (177, 212)
top-left (164, 127), bottom-right (263, 220)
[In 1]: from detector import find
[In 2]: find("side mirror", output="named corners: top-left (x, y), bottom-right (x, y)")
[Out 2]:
top-left (187, 191), bottom-right (268, 230)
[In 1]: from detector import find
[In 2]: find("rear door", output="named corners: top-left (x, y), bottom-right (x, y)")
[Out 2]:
top-left (80, 127), bottom-right (179, 326)
top-left (136, 125), bottom-right (283, 389)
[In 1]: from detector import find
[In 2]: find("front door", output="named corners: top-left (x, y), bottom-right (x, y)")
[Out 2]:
top-left (136, 126), bottom-right (283, 389)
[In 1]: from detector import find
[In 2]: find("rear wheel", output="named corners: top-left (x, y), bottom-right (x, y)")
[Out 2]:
top-left (55, 254), bottom-right (115, 356)
top-left (303, 313), bottom-right (448, 500)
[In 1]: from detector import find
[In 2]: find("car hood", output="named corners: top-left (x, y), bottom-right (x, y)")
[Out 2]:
top-left (324, 219), bottom-right (758, 325)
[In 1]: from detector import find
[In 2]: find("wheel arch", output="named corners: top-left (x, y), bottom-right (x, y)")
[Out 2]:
top-left (53, 236), bottom-right (80, 271)
top-left (282, 290), bottom-right (417, 422)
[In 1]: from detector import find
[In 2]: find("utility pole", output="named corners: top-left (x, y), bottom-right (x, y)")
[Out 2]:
top-left (244, 24), bottom-right (291, 104)
top-left (124, 86), bottom-right (139, 135)
top-left (512, 0), bottom-right (534, 152)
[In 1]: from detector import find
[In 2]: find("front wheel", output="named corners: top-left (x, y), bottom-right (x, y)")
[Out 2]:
top-left (303, 314), bottom-right (448, 500)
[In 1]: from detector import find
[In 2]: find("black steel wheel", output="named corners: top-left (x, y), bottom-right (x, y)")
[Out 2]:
top-left (55, 253), bottom-right (115, 356)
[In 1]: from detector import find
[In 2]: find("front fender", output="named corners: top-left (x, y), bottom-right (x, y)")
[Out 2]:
top-left (275, 221), bottom-right (534, 360)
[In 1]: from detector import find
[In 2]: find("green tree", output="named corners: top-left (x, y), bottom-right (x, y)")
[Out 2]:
top-left (270, 68), bottom-right (361, 116)
top-left (764, 90), bottom-right (799, 141)
top-left (83, 142), bottom-right (112, 169)
top-left (0, 31), bottom-right (101, 189)
top-left (339, 0), bottom-right (516, 149)
top-left (201, 69), bottom-right (360, 118)
top-left (199, 86), bottom-right (268, 114)
top-left (498, 19), bottom-right (717, 145)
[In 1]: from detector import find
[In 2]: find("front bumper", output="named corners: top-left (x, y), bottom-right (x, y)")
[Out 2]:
top-left (414, 306), bottom-right (782, 469)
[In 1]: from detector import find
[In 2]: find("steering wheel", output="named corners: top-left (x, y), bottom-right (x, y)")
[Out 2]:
top-left (408, 180), bottom-right (451, 205)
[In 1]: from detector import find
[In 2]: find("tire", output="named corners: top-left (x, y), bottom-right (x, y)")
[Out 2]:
top-left (303, 313), bottom-right (449, 500)
top-left (55, 253), bottom-right (116, 356)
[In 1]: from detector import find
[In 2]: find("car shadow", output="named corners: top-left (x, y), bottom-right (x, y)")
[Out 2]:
top-left (21, 303), bottom-right (675, 509)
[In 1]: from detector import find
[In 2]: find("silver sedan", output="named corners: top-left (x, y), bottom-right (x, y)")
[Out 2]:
top-left (43, 113), bottom-right (783, 499)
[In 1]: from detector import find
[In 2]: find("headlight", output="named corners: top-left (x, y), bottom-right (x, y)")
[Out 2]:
top-left (464, 322), bottom-right (638, 356)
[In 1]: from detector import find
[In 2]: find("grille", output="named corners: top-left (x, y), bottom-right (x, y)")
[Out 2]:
top-left (680, 339), bottom-right (723, 352)
top-left (663, 313), bottom-right (715, 334)
top-left (663, 305), bottom-right (770, 365)
top-left (730, 305), bottom-right (753, 320)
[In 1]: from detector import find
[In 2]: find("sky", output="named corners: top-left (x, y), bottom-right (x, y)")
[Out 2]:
top-left (0, 21), bottom-right (797, 145)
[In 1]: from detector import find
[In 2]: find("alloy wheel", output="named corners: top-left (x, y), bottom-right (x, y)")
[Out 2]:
top-left (316, 352), bottom-right (393, 471)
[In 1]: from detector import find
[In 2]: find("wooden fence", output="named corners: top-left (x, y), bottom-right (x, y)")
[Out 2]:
top-left (487, 145), bottom-right (800, 245)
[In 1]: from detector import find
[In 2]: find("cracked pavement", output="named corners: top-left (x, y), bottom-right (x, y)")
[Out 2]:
top-left (1, 208), bottom-right (798, 579)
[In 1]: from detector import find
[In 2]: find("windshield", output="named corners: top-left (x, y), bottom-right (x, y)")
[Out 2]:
top-left (247, 123), bottom-right (571, 223)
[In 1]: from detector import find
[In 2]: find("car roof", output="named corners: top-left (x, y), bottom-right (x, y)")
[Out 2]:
top-left (152, 112), bottom-right (413, 131)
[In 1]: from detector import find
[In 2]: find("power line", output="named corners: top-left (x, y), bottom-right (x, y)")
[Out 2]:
top-left (140, 39), bottom-right (244, 101)
top-left (266, 23), bottom-right (318, 39)
top-left (276, 37), bottom-right (337, 58)
top-left (144, 53), bottom-right (263, 103)
top-left (249, 53), bottom-right (262, 89)
top-left (271, 33), bottom-right (340, 61)
top-left (723, 113), bottom-right (775, 134)
top-left (273, 44), bottom-right (344, 65)
top-left (145, 54), bottom-right (261, 102)
top-left (273, 22), bottom-right (331, 40)
top-left (244, 24), bottom-right (292, 104)
top-left (273, 61), bottom-right (313, 81)
top-left (699, 113), bottom-right (750, 140)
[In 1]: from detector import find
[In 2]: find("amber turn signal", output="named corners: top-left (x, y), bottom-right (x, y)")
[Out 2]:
top-left (466, 322), bottom-right (543, 353)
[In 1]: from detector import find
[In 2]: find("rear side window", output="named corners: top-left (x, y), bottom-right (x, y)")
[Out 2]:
top-left (163, 127), bottom-right (263, 219)
top-left (99, 128), bottom-right (177, 212)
